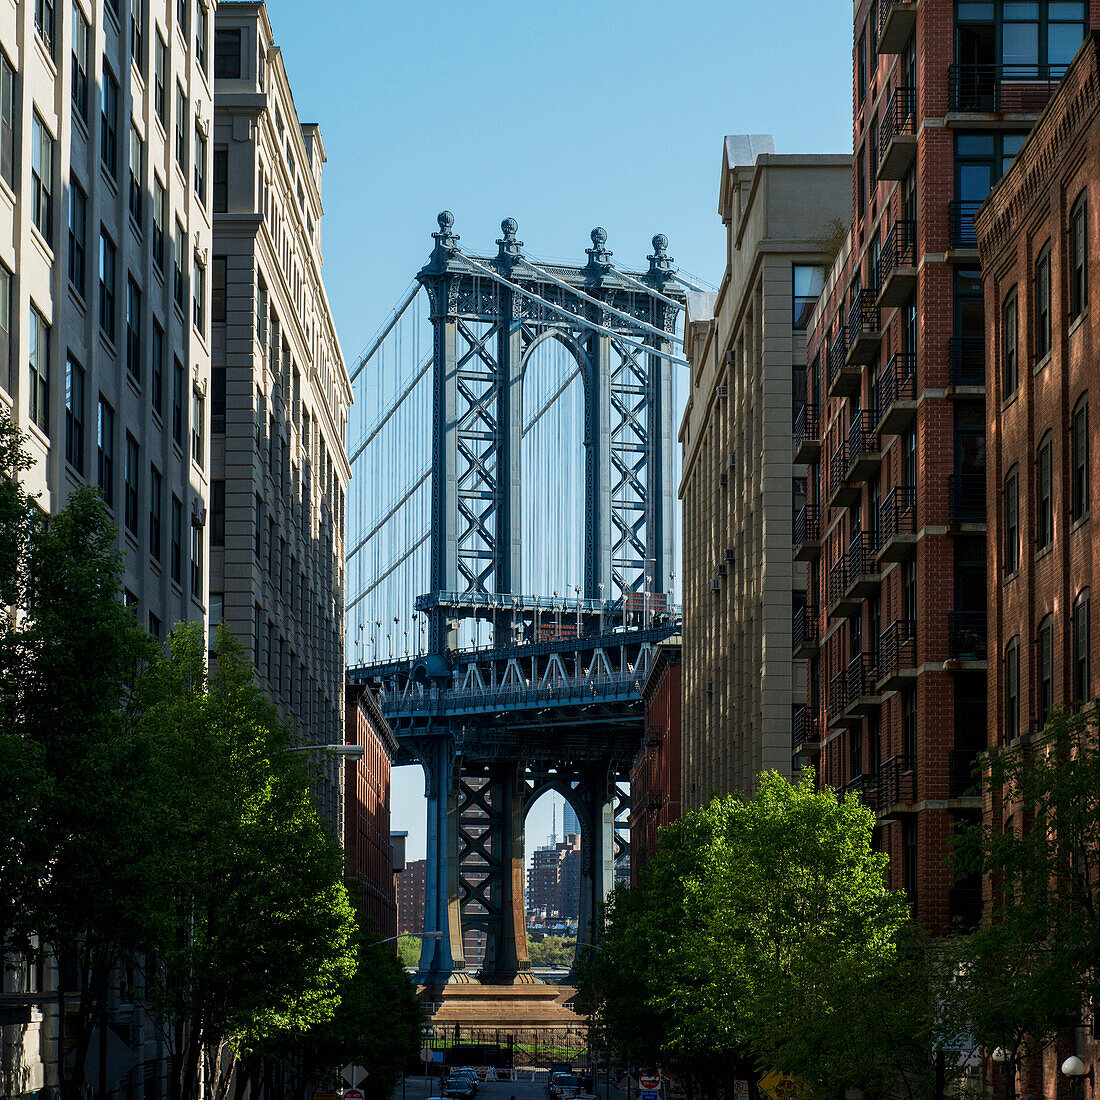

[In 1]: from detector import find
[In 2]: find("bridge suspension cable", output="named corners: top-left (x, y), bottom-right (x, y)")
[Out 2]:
top-left (349, 279), bottom-right (421, 385)
top-left (349, 351), bottom-right (432, 466)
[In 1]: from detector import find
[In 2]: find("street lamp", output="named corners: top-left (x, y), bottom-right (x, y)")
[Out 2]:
top-left (1062, 1056), bottom-right (1094, 1100)
top-left (289, 744), bottom-right (365, 847)
top-left (992, 1047), bottom-right (1016, 1100)
top-left (376, 930), bottom-right (444, 946)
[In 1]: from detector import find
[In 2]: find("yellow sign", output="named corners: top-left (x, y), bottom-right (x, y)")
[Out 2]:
top-left (758, 1071), bottom-right (812, 1100)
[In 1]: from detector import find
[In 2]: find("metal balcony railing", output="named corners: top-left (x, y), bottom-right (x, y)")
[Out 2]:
top-left (844, 773), bottom-right (879, 810)
top-left (948, 62), bottom-right (1069, 114)
top-left (847, 289), bottom-right (881, 344)
top-left (949, 200), bottom-right (983, 249)
top-left (846, 530), bottom-right (879, 582)
top-left (949, 473), bottom-right (986, 523)
top-left (877, 219), bottom-right (918, 287)
top-left (879, 351), bottom-right (916, 412)
top-left (828, 442), bottom-right (849, 500)
top-left (878, 485), bottom-right (917, 553)
top-left (846, 410), bottom-right (879, 471)
top-left (827, 555), bottom-right (849, 609)
top-left (829, 670), bottom-right (849, 716)
top-left (878, 753), bottom-right (916, 808)
top-left (949, 886), bottom-right (982, 931)
top-left (878, 618), bottom-right (917, 679)
top-left (878, 85), bottom-right (916, 165)
top-left (878, 0), bottom-right (917, 47)
top-left (792, 404), bottom-right (820, 459)
top-left (827, 327), bottom-right (850, 389)
top-left (793, 707), bottom-right (821, 752)
top-left (949, 747), bottom-right (982, 797)
top-left (794, 504), bottom-right (821, 551)
top-left (949, 611), bottom-right (988, 662)
top-left (847, 652), bottom-right (880, 703)
top-left (949, 337), bottom-right (985, 387)
top-left (792, 605), bottom-right (818, 654)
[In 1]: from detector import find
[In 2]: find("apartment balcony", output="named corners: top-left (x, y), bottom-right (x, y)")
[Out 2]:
top-left (844, 772), bottom-right (879, 810)
top-left (828, 670), bottom-right (857, 727)
top-left (827, 556), bottom-right (859, 620)
top-left (792, 404), bottom-right (821, 465)
top-left (949, 611), bottom-right (988, 663)
top-left (793, 504), bottom-right (822, 562)
top-left (877, 753), bottom-right (917, 817)
top-left (827, 327), bottom-right (860, 398)
top-left (948, 62), bottom-right (1068, 115)
top-left (877, 0), bottom-right (917, 54)
top-left (948, 473), bottom-right (986, 525)
top-left (844, 531), bottom-right (882, 600)
top-left (949, 746), bottom-right (982, 798)
top-left (876, 220), bottom-right (918, 307)
top-left (949, 200), bottom-right (982, 252)
top-left (877, 85), bottom-right (917, 180)
top-left (877, 352), bottom-right (917, 435)
top-left (846, 290), bottom-right (883, 365)
top-left (949, 886), bottom-right (982, 932)
top-left (827, 443), bottom-right (860, 509)
top-left (793, 706), bottom-right (821, 755)
top-left (877, 485), bottom-right (917, 562)
top-left (877, 618), bottom-right (918, 690)
top-left (948, 337), bottom-right (985, 391)
top-left (792, 605), bottom-right (819, 660)
top-left (845, 652), bottom-right (883, 718)
top-left (845, 411), bottom-right (882, 483)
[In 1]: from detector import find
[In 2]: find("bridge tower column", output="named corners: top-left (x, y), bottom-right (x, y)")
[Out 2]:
top-left (416, 735), bottom-right (470, 985)
top-left (575, 760), bottom-right (617, 949)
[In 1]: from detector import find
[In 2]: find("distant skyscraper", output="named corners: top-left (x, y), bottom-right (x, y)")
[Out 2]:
top-left (562, 802), bottom-right (580, 839)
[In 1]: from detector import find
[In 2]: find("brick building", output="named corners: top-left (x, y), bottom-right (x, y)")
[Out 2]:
top-left (344, 683), bottom-right (398, 941)
top-left (526, 835), bottom-right (581, 921)
top-left (794, 0), bottom-right (1098, 930)
top-left (396, 857), bottom-right (426, 937)
top-left (629, 636), bottom-right (682, 881)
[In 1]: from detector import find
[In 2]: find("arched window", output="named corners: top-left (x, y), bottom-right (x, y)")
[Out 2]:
top-left (1035, 242), bottom-right (1052, 360)
top-left (1002, 288), bottom-right (1018, 397)
top-left (1070, 192), bottom-right (1088, 320)
top-left (1003, 464), bottom-right (1020, 575)
top-left (1072, 393), bottom-right (1089, 521)
top-left (1073, 589), bottom-right (1091, 704)
top-left (1004, 636), bottom-right (1020, 743)
top-left (1036, 432), bottom-right (1053, 550)
top-left (1037, 614), bottom-right (1054, 727)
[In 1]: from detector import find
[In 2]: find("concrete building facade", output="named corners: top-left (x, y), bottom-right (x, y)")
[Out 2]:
top-left (680, 136), bottom-right (850, 807)
top-left (795, 0), bottom-right (1098, 931)
top-left (211, 1), bottom-right (352, 824)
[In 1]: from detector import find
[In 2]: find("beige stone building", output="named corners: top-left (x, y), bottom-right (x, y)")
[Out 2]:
top-left (211, 1), bottom-right (351, 826)
top-left (679, 136), bottom-right (850, 807)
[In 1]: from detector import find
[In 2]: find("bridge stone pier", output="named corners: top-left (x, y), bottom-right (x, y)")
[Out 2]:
top-left (348, 214), bottom-right (685, 989)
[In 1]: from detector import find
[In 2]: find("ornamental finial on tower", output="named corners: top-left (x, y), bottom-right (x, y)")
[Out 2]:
top-left (648, 233), bottom-right (674, 278)
top-left (433, 210), bottom-right (459, 252)
top-left (586, 226), bottom-right (613, 269)
top-left (496, 217), bottom-right (524, 265)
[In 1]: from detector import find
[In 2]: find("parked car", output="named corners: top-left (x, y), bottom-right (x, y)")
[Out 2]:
top-left (549, 1073), bottom-right (581, 1100)
top-left (443, 1077), bottom-right (475, 1100)
top-left (454, 1071), bottom-right (479, 1096)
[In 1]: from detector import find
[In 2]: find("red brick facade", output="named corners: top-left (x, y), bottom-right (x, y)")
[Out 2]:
top-left (344, 684), bottom-right (398, 941)
top-left (630, 639), bottom-right (682, 881)
top-left (795, 0), bottom-right (1100, 931)
top-left (397, 858), bottom-right (426, 937)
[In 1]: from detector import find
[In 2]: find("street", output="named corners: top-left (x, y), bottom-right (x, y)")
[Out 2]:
top-left (394, 1076), bottom-right (629, 1100)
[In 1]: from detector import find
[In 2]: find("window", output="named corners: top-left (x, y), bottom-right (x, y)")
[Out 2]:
top-left (176, 0), bottom-right (188, 37)
top-left (1073, 394), bottom-right (1089, 521)
top-left (0, 51), bottom-right (13, 193)
top-left (1074, 589), bottom-right (1091, 704)
top-left (195, 2), bottom-right (207, 71)
top-left (31, 114), bottom-right (54, 244)
top-left (191, 388), bottom-right (204, 466)
top-left (72, 5), bottom-right (90, 120)
top-left (1037, 614), bottom-right (1054, 726)
top-left (35, 0), bottom-right (55, 56)
top-left (173, 220), bottom-right (186, 312)
top-left (1036, 243), bottom-right (1052, 360)
top-left (857, 28), bottom-right (866, 103)
top-left (193, 258), bottom-right (205, 334)
top-left (1037, 432), bottom-right (1053, 550)
top-left (257, 33), bottom-right (264, 85)
top-left (149, 612), bottom-right (161, 640)
top-left (0, 263), bottom-right (10, 394)
top-left (28, 305), bottom-right (49, 434)
top-left (126, 278), bottom-right (141, 382)
top-left (254, 493), bottom-right (262, 557)
top-left (792, 264), bottom-right (824, 330)
top-left (151, 319), bottom-right (164, 416)
top-left (129, 0), bottom-right (144, 73)
top-left (190, 522), bottom-right (202, 598)
top-left (97, 396), bottom-right (114, 507)
top-left (211, 479), bottom-right (224, 545)
top-left (1002, 289), bottom-right (1017, 398)
top-left (99, 230), bottom-right (116, 340)
top-left (212, 366), bottom-right (225, 433)
top-left (68, 177), bottom-right (86, 293)
top-left (194, 123), bottom-right (207, 205)
top-left (101, 64), bottom-right (118, 176)
top-left (152, 176), bottom-right (165, 269)
top-left (124, 434), bottom-right (139, 535)
top-left (128, 124), bottom-right (143, 224)
top-left (212, 255), bottom-right (226, 322)
top-left (1070, 193), bottom-right (1087, 320)
top-left (213, 147), bottom-right (227, 212)
top-left (1004, 637), bottom-right (1020, 743)
top-left (214, 26), bottom-right (242, 78)
top-left (65, 354), bottom-right (84, 472)
top-left (1004, 465), bottom-right (1019, 576)
top-left (254, 604), bottom-right (261, 665)
top-left (149, 465), bottom-right (162, 560)
top-left (154, 31), bottom-right (167, 125)
top-left (172, 357), bottom-right (184, 446)
top-left (170, 494), bottom-right (182, 584)
top-left (174, 84), bottom-right (187, 171)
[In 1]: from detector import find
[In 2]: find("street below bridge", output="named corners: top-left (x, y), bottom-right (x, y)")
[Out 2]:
top-left (394, 1077), bottom-right (629, 1100)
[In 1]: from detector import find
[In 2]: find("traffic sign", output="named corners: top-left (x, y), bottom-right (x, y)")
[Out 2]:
top-left (758, 1071), bottom-right (810, 1100)
top-left (734, 1083), bottom-right (749, 1097)
top-left (343, 1090), bottom-right (365, 1100)
top-left (342, 1065), bottom-right (368, 1088)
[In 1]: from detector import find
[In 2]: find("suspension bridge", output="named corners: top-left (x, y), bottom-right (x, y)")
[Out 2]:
top-left (345, 212), bottom-right (692, 987)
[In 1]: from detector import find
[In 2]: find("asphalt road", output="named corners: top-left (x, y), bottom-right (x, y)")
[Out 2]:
top-left (395, 1076), bottom-right (628, 1100)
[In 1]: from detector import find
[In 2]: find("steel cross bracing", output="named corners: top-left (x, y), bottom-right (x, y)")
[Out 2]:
top-left (348, 213), bottom-right (684, 988)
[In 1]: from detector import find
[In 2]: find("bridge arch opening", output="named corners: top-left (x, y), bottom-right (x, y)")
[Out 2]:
top-left (521, 335), bottom-right (587, 615)
top-left (523, 787), bottom-right (582, 973)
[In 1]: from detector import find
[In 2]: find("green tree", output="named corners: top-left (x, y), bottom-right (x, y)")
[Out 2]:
top-left (397, 935), bottom-right (422, 968)
top-left (137, 625), bottom-right (357, 1100)
top-left (528, 935), bottom-right (575, 968)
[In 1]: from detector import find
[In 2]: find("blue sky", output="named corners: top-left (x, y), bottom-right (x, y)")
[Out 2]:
top-left (264, 0), bottom-right (853, 859)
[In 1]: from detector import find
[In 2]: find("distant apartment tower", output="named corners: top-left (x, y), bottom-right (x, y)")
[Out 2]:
top-left (795, 0), bottom-right (1096, 931)
top-left (397, 857), bottom-right (426, 937)
top-left (526, 835), bottom-right (581, 920)
top-left (561, 801), bottom-right (580, 840)
top-left (680, 136), bottom-right (850, 806)
top-left (210, 2), bottom-right (352, 825)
